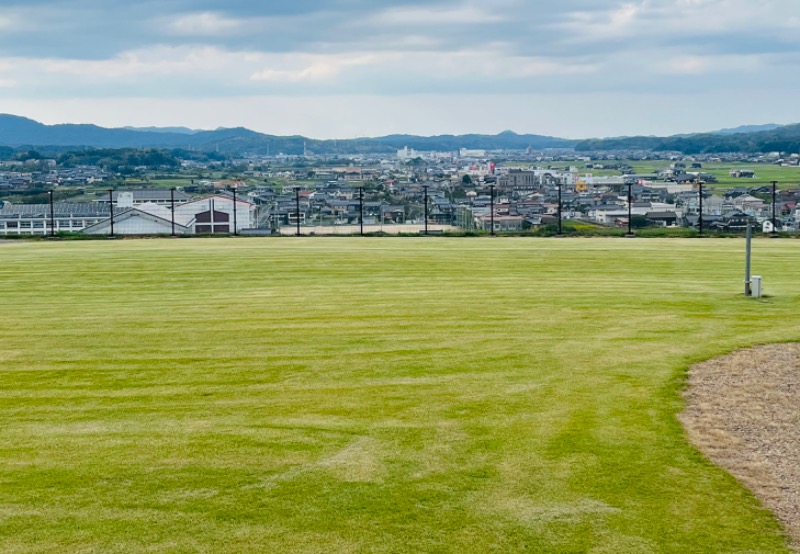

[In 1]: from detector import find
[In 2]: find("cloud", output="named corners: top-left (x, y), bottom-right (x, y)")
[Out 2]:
top-left (0, 0), bottom-right (798, 136)
top-left (667, 56), bottom-right (711, 75)
top-left (250, 54), bottom-right (378, 82)
top-left (664, 54), bottom-right (766, 76)
top-left (166, 12), bottom-right (245, 36)
top-left (0, 43), bottom-right (599, 97)
top-left (26, 46), bottom-right (256, 80)
top-left (368, 3), bottom-right (506, 25)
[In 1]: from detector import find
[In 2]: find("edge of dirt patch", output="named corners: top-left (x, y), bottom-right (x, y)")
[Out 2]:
top-left (680, 343), bottom-right (800, 551)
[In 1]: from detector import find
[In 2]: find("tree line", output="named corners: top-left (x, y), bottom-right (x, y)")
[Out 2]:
top-left (575, 124), bottom-right (800, 154)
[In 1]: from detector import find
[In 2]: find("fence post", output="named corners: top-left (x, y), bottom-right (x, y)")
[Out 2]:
top-left (170, 188), bottom-right (176, 236)
top-left (490, 184), bottom-right (495, 236)
top-left (108, 189), bottom-right (115, 237)
top-left (295, 187), bottom-right (301, 236)
top-left (48, 190), bottom-right (55, 237)
top-left (423, 185), bottom-right (429, 235)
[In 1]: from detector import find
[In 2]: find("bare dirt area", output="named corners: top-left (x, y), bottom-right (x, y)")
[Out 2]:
top-left (681, 343), bottom-right (800, 550)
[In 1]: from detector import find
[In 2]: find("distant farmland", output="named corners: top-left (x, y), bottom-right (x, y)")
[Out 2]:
top-left (1, 237), bottom-right (799, 553)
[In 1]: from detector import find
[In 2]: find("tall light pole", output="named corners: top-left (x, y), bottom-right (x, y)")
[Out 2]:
top-left (294, 187), bottom-right (301, 237)
top-left (48, 190), bottom-right (55, 237)
top-left (423, 185), bottom-right (429, 235)
top-left (359, 186), bottom-right (364, 236)
top-left (698, 181), bottom-right (704, 236)
top-left (489, 184), bottom-right (495, 236)
top-left (170, 187), bottom-right (176, 237)
top-left (771, 180), bottom-right (778, 234)
top-left (557, 181), bottom-right (562, 235)
top-left (232, 186), bottom-right (238, 236)
top-left (745, 222), bottom-right (753, 296)
top-left (626, 181), bottom-right (633, 237)
top-left (108, 189), bottom-right (115, 237)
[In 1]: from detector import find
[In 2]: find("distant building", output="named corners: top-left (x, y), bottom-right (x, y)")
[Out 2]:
top-left (0, 203), bottom-right (109, 235)
top-left (174, 195), bottom-right (257, 234)
top-left (459, 148), bottom-right (487, 158)
top-left (397, 147), bottom-right (417, 160)
top-left (476, 215), bottom-right (524, 231)
top-left (97, 190), bottom-right (192, 206)
top-left (498, 171), bottom-right (540, 190)
top-left (82, 206), bottom-right (192, 235)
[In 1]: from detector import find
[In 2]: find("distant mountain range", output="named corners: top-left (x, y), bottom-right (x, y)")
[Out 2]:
top-left (710, 124), bottom-right (784, 135)
top-left (574, 123), bottom-right (800, 155)
top-left (1, 114), bottom-right (798, 156)
top-left (0, 114), bottom-right (575, 156)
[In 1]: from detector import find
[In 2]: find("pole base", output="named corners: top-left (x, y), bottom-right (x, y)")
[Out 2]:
top-left (624, 232), bottom-right (636, 238)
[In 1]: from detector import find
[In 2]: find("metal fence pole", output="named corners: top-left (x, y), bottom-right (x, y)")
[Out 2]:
top-left (745, 222), bottom-right (752, 296)
top-left (626, 181), bottom-right (633, 236)
top-left (698, 182), bottom-right (704, 236)
top-left (423, 185), bottom-right (429, 235)
top-left (170, 188), bottom-right (176, 236)
top-left (557, 182), bottom-right (562, 235)
top-left (772, 181), bottom-right (778, 234)
top-left (48, 190), bottom-right (55, 237)
top-left (232, 186), bottom-right (238, 236)
top-left (295, 187), bottom-right (301, 236)
top-left (490, 184), bottom-right (495, 236)
top-left (108, 188), bottom-right (115, 237)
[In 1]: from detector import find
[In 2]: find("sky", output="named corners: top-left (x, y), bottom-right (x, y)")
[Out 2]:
top-left (0, 0), bottom-right (798, 139)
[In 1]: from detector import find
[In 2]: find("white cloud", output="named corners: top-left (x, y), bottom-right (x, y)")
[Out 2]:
top-left (166, 12), bottom-right (244, 36)
top-left (557, 1), bottom-right (649, 39)
top-left (609, 3), bottom-right (642, 28)
top-left (18, 46), bottom-right (263, 81)
top-left (1, 0), bottom-right (799, 137)
top-left (0, 58), bottom-right (15, 87)
top-left (667, 56), bottom-right (710, 75)
top-left (369, 3), bottom-right (505, 25)
top-left (250, 54), bottom-right (378, 82)
top-left (0, 43), bottom-right (598, 92)
top-left (664, 53), bottom-right (765, 75)
top-left (0, 10), bottom-right (27, 32)
top-left (516, 58), bottom-right (598, 77)
top-left (555, 0), bottom-right (800, 49)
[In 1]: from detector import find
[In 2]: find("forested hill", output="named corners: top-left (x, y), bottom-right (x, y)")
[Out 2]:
top-left (4, 113), bottom-right (798, 155)
top-left (0, 114), bottom-right (575, 155)
top-left (574, 124), bottom-right (800, 154)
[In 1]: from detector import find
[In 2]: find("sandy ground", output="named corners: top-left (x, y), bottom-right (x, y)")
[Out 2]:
top-left (681, 343), bottom-right (800, 550)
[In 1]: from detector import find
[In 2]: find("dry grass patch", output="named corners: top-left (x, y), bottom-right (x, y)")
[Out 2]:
top-left (681, 343), bottom-right (800, 550)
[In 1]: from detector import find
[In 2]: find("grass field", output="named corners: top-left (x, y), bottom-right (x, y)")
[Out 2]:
top-left (2, 237), bottom-right (800, 553)
top-left (582, 161), bottom-right (800, 191)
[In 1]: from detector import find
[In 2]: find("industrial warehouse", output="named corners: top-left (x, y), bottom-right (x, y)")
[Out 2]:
top-left (0, 191), bottom-right (256, 236)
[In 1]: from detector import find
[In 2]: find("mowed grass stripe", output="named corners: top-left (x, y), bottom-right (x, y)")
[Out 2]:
top-left (1, 237), bottom-right (798, 553)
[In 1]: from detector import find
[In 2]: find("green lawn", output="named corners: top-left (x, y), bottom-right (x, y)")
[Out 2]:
top-left (1, 237), bottom-right (799, 553)
top-left (625, 161), bottom-right (800, 191)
